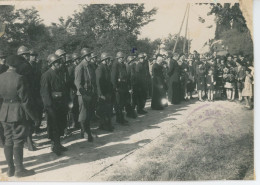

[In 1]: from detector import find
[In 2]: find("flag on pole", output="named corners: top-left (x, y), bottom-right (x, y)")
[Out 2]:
top-left (0, 22), bottom-right (6, 37)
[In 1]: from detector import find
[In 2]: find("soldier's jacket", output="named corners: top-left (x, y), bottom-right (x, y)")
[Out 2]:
top-left (111, 61), bottom-right (128, 90)
top-left (40, 68), bottom-right (68, 108)
top-left (135, 62), bottom-right (147, 87)
top-left (0, 68), bottom-right (38, 122)
top-left (96, 63), bottom-right (112, 97)
top-left (74, 59), bottom-right (96, 96)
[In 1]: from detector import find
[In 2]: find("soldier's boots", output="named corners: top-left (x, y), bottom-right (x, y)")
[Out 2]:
top-left (26, 134), bottom-right (38, 151)
top-left (137, 109), bottom-right (147, 115)
top-left (51, 141), bottom-right (61, 156)
top-left (99, 118), bottom-right (114, 132)
top-left (80, 121), bottom-right (93, 142)
top-left (126, 110), bottom-right (137, 119)
top-left (4, 145), bottom-right (15, 177)
top-left (14, 147), bottom-right (35, 178)
top-left (116, 113), bottom-right (129, 125)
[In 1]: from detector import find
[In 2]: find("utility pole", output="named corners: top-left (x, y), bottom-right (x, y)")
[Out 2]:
top-left (183, 3), bottom-right (190, 54)
top-left (173, 3), bottom-right (189, 53)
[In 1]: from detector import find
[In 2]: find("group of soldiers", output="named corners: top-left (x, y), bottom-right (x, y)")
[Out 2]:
top-left (0, 45), bottom-right (254, 178)
top-left (0, 46), bottom-right (152, 177)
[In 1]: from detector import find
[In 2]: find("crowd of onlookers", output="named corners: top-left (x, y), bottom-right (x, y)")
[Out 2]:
top-left (148, 50), bottom-right (254, 110)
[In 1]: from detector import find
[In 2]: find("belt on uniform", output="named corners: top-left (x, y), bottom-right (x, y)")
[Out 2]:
top-left (4, 98), bottom-right (20, 103)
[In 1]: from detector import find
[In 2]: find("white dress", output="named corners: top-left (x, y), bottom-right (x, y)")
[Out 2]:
top-left (242, 76), bottom-right (253, 97)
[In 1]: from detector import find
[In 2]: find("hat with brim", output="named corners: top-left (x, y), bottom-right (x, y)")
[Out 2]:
top-left (6, 55), bottom-right (24, 68)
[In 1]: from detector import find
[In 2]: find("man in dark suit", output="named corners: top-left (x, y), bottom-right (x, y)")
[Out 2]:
top-left (0, 55), bottom-right (39, 177)
top-left (41, 54), bottom-right (69, 156)
top-left (167, 52), bottom-right (181, 104)
top-left (135, 53), bottom-right (148, 114)
top-left (96, 52), bottom-right (114, 131)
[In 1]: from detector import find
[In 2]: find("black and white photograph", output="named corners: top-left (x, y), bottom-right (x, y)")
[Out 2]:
top-left (0, 0), bottom-right (255, 182)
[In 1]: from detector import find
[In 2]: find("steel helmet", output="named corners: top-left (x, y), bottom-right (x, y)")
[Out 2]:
top-left (48, 54), bottom-right (61, 66)
top-left (66, 54), bottom-right (72, 62)
top-left (90, 52), bottom-right (98, 59)
top-left (116, 51), bottom-right (125, 59)
top-left (17, 46), bottom-right (30, 55)
top-left (81, 48), bottom-right (93, 58)
top-left (71, 53), bottom-right (80, 61)
top-left (55, 49), bottom-right (66, 57)
top-left (127, 56), bottom-right (135, 63)
top-left (138, 53), bottom-right (145, 59)
top-left (0, 50), bottom-right (6, 58)
top-left (100, 52), bottom-right (111, 61)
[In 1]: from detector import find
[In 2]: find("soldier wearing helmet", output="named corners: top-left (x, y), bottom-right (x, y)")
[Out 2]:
top-left (111, 52), bottom-right (128, 124)
top-left (55, 49), bottom-right (71, 136)
top-left (40, 54), bottom-right (68, 156)
top-left (134, 53), bottom-right (149, 114)
top-left (74, 48), bottom-right (95, 141)
top-left (17, 46), bottom-right (30, 62)
top-left (16, 46), bottom-right (40, 151)
top-left (95, 52), bottom-right (114, 131)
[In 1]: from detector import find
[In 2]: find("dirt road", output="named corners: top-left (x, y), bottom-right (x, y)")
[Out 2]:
top-left (0, 99), bottom-right (254, 181)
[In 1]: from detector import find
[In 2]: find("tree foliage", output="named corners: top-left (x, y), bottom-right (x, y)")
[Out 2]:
top-left (0, 4), bottom-right (157, 63)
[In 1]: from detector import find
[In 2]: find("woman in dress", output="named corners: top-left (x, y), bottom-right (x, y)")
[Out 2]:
top-left (242, 68), bottom-right (253, 109)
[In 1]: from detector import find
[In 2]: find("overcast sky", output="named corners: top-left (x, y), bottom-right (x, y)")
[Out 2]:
top-left (11, 0), bottom-right (238, 52)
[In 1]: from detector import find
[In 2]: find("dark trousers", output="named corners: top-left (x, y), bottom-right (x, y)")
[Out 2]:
top-left (2, 121), bottom-right (28, 147)
top-left (115, 83), bottom-right (129, 121)
top-left (132, 85), bottom-right (147, 111)
top-left (46, 102), bottom-right (67, 141)
top-left (171, 81), bottom-right (181, 104)
top-left (2, 121), bottom-right (29, 171)
top-left (78, 95), bottom-right (95, 135)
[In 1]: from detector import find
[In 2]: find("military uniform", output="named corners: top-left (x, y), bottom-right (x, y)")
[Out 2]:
top-left (96, 55), bottom-right (113, 131)
top-left (17, 47), bottom-right (39, 151)
top-left (0, 55), bottom-right (38, 177)
top-left (111, 58), bottom-right (129, 124)
top-left (41, 63), bottom-right (68, 154)
top-left (74, 57), bottom-right (95, 141)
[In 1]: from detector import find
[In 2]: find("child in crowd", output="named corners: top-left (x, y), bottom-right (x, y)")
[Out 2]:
top-left (242, 68), bottom-right (253, 109)
top-left (206, 68), bottom-right (216, 101)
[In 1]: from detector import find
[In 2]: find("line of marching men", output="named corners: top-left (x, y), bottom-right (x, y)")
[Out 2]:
top-left (0, 47), bottom-right (151, 177)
